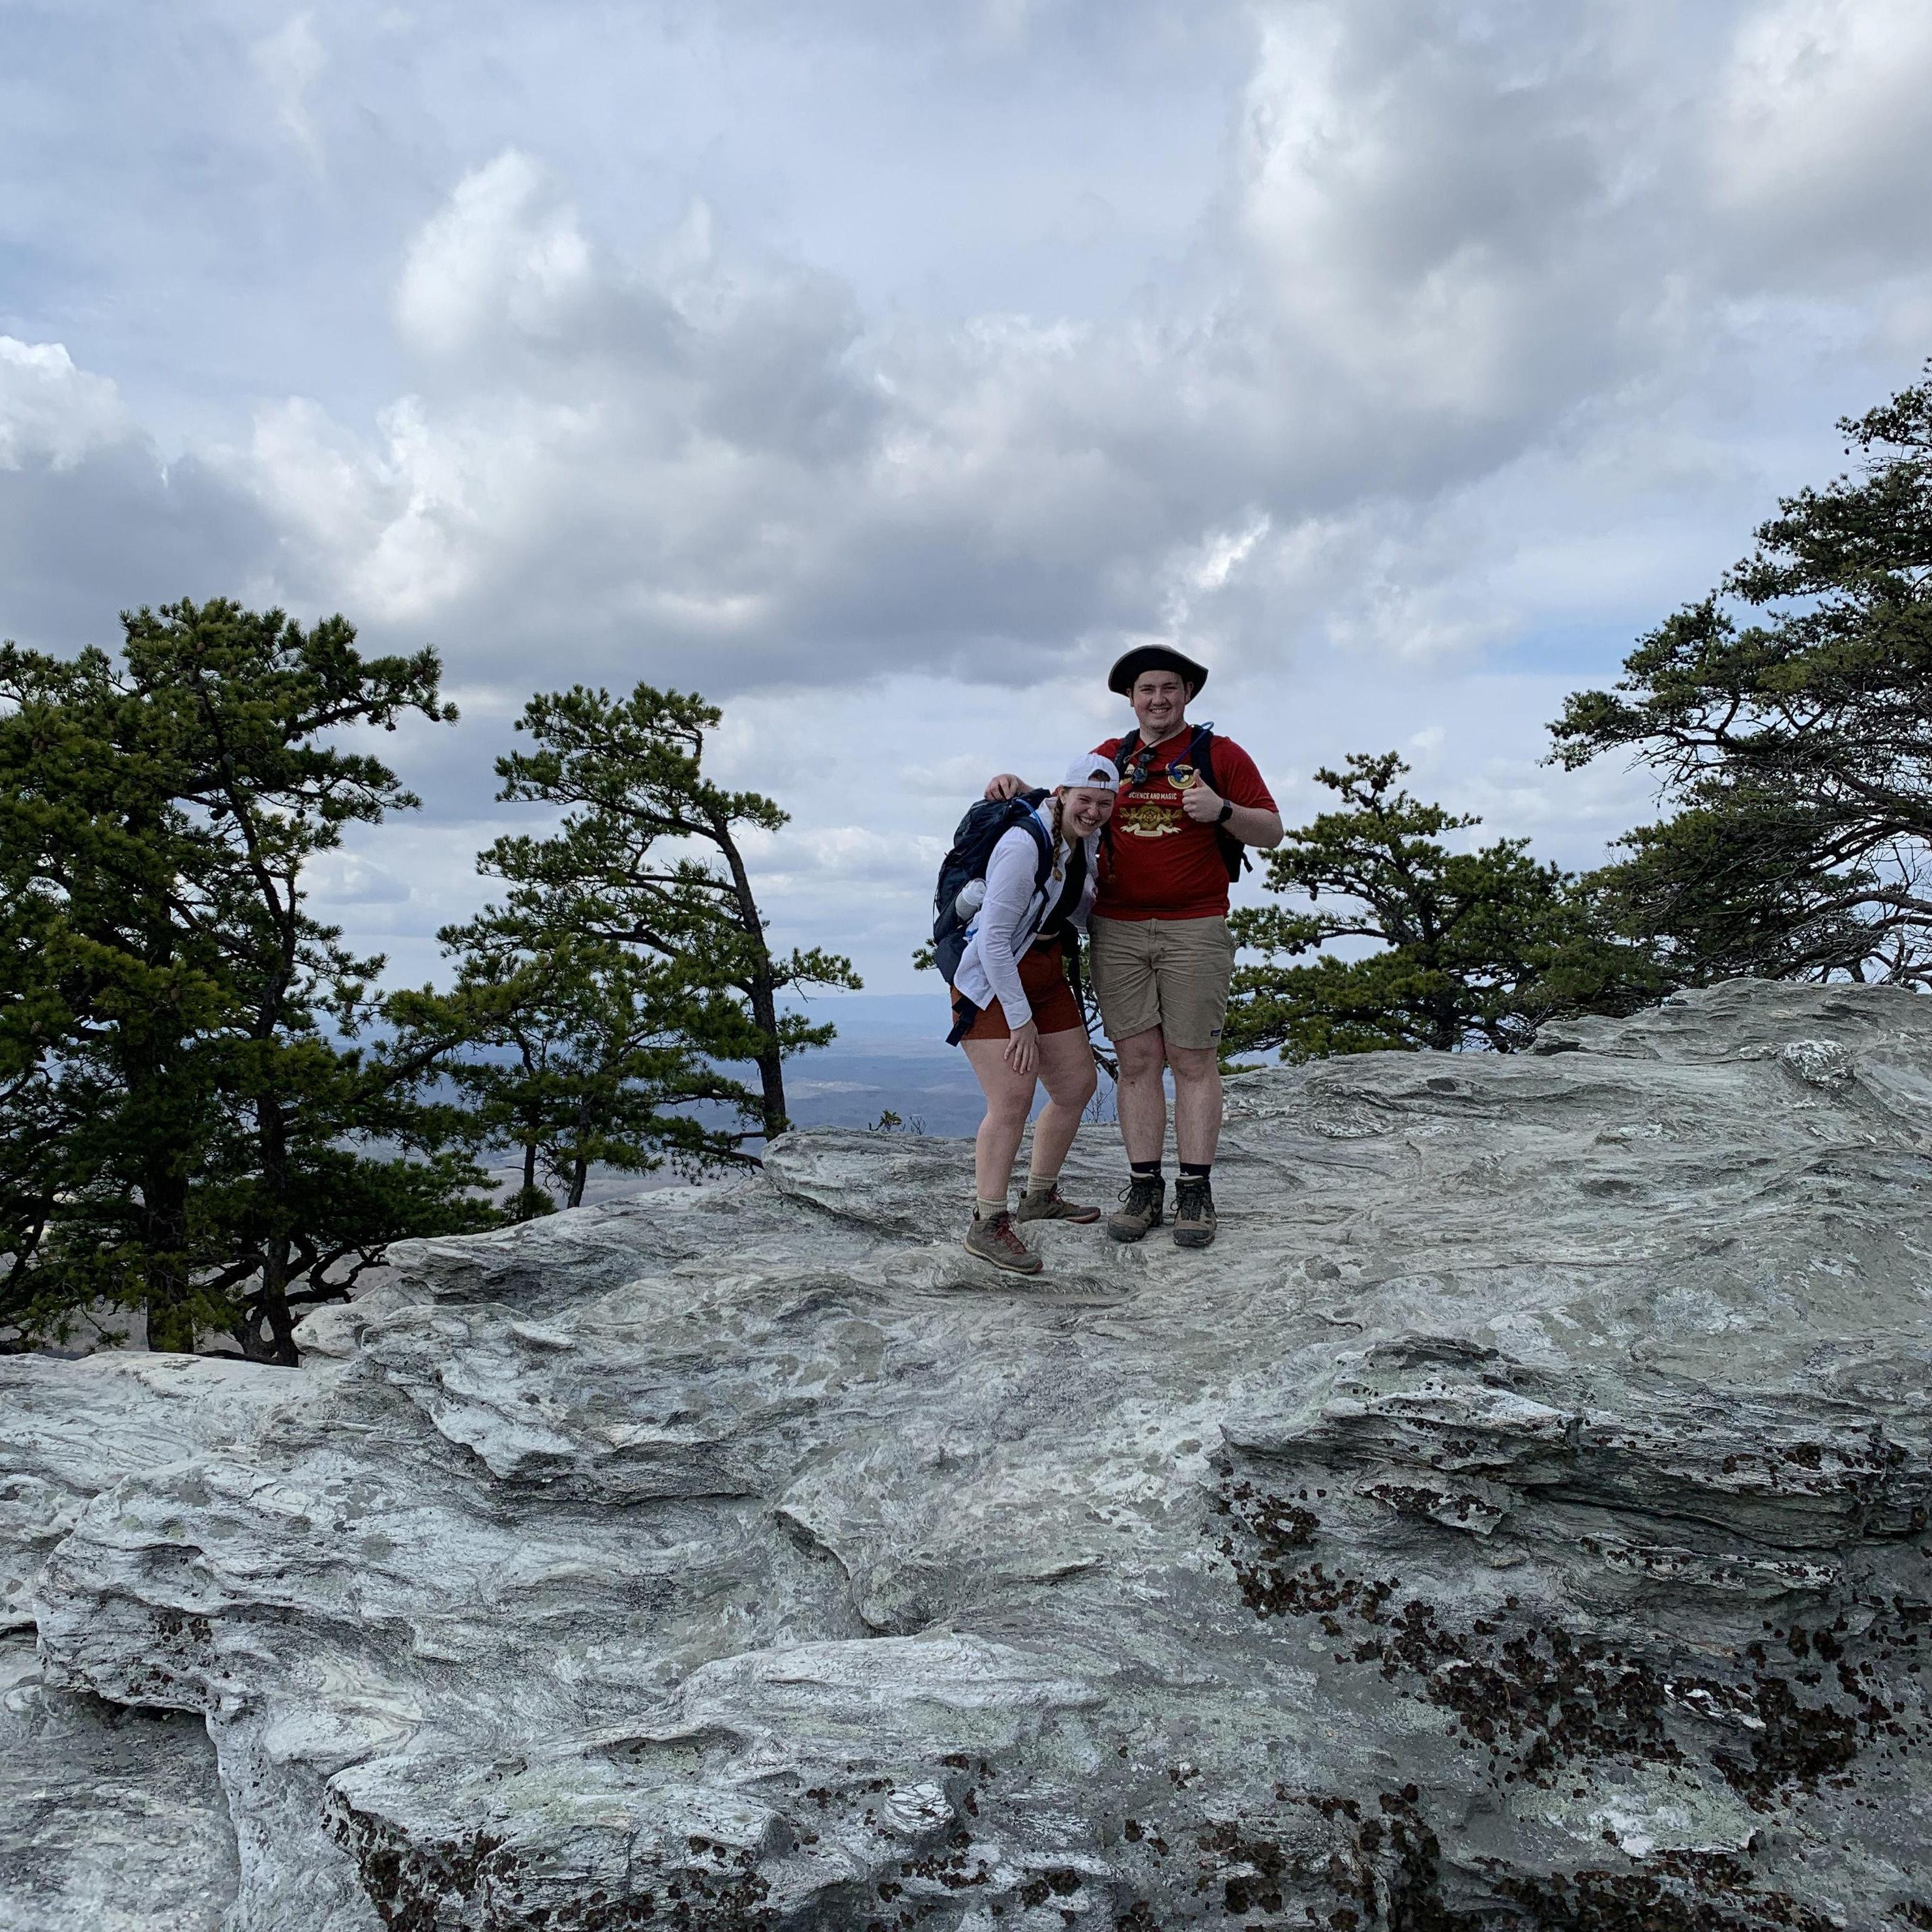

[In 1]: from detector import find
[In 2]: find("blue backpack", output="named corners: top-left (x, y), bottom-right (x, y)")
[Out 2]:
top-left (932, 792), bottom-right (1082, 985)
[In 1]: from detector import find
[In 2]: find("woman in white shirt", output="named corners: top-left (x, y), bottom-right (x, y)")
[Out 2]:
top-left (948, 754), bottom-right (1118, 1275)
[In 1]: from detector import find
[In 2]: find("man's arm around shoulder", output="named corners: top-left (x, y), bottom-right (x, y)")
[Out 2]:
top-left (987, 739), bottom-right (1116, 801)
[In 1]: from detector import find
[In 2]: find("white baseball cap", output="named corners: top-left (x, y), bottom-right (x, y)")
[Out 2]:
top-left (1058, 754), bottom-right (1120, 792)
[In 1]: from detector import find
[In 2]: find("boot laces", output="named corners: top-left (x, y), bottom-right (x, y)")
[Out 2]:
top-left (981, 1211), bottom-right (1028, 1253)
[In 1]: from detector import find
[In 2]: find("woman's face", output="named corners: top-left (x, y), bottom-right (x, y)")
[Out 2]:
top-left (1060, 785), bottom-right (1116, 837)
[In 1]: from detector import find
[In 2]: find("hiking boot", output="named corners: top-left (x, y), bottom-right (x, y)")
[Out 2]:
top-left (964, 1210), bottom-right (1044, 1275)
top-left (1107, 1174), bottom-right (1166, 1243)
top-left (1015, 1181), bottom-right (1101, 1225)
top-left (1173, 1174), bottom-right (1217, 1249)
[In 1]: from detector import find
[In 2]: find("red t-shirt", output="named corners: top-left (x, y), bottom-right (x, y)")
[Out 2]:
top-left (1091, 725), bottom-right (1277, 921)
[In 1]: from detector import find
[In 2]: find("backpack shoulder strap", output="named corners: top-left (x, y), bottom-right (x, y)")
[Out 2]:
top-left (1018, 805), bottom-right (1054, 889)
top-left (1189, 722), bottom-right (1216, 788)
top-left (1003, 808), bottom-right (1064, 944)
top-left (1041, 825), bottom-right (1088, 935)
top-left (1188, 723), bottom-right (1249, 880)
top-left (990, 800), bottom-right (1054, 898)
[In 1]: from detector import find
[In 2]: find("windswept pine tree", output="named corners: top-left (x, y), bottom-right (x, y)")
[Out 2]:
top-left (1554, 366), bottom-right (1932, 986)
top-left (1224, 753), bottom-right (1667, 1062)
top-left (0, 599), bottom-right (497, 1361)
top-left (407, 681), bottom-right (860, 1214)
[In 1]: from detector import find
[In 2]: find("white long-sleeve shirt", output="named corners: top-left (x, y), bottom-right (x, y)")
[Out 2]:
top-left (951, 807), bottom-right (1101, 1029)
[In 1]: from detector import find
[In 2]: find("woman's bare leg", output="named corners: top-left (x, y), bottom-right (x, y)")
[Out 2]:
top-left (1026, 1028), bottom-right (1099, 1181)
top-left (962, 1038), bottom-right (1037, 1203)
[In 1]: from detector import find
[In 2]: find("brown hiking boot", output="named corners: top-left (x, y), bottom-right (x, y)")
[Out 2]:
top-left (1106, 1174), bottom-right (1165, 1243)
top-left (964, 1210), bottom-right (1044, 1275)
top-left (1015, 1181), bottom-right (1101, 1225)
top-left (1173, 1174), bottom-right (1217, 1249)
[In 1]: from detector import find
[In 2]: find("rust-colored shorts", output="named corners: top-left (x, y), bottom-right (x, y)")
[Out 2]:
top-left (950, 939), bottom-right (1084, 1044)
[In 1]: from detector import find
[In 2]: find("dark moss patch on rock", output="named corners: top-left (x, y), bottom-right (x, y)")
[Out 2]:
top-left (1211, 1463), bottom-right (1931, 1818)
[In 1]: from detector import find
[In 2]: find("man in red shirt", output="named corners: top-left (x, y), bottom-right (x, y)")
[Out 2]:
top-left (986, 645), bottom-right (1282, 1248)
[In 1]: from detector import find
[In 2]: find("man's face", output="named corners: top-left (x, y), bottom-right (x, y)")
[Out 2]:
top-left (1131, 670), bottom-right (1189, 741)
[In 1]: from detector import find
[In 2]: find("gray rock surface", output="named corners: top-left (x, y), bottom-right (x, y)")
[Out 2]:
top-left (4, 978), bottom-right (1931, 1929)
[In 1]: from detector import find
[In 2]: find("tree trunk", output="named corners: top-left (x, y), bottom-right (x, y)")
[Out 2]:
top-left (131, 1001), bottom-right (198, 1350)
top-left (233, 1271), bottom-right (297, 1365)
top-left (141, 1173), bottom-right (196, 1354)
top-left (250, 1052), bottom-right (302, 1361)
top-left (248, 1233), bottom-right (298, 1367)
top-left (747, 972), bottom-right (788, 1143)
top-left (709, 816), bottom-right (788, 1140)
top-left (566, 1093), bottom-right (593, 1208)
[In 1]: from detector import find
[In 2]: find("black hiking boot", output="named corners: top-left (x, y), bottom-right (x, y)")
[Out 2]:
top-left (1107, 1174), bottom-right (1165, 1243)
top-left (1172, 1174), bottom-right (1217, 1249)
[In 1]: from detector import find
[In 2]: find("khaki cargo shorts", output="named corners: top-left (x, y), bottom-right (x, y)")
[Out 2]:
top-left (1088, 914), bottom-right (1236, 1051)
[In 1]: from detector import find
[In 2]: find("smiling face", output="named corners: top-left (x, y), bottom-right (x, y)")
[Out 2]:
top-left (1130, 668), bottom-right (1191, 742)
top-left (1058, 785), bottom-right (1116, 837)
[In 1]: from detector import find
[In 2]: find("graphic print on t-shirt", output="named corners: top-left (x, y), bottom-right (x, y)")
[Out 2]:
top-left (1115, 795), bottom-right (1184, 839)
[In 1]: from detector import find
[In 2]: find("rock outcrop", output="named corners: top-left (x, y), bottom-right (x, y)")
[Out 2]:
top-left (4, 979), bottom-right (1931, 1929)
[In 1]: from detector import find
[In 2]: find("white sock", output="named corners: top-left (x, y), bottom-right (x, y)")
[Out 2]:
top-left (975, 1195), bottom-right (1008, 1219)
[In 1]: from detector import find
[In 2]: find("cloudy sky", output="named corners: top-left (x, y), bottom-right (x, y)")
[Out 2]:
top-left (6, 0), bottom-right (1932, 995)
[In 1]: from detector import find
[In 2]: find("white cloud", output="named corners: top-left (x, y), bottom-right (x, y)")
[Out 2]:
top-left (308, 851), bottom-right (413, 905)
top-left (394, 151), bottom-right (594, 358)
top-left (10, 0), bottom-right (1932, 993)
top-left (0, 340), bottom-right (126, 471)
top-left (212, 1), bottom-right (1925, 724)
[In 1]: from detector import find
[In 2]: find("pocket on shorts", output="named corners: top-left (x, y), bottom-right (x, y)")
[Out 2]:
top-left (1154, 916), bottom-right (1234, 1050)
top-left (1088, 917), bottom-right (1159, 1041)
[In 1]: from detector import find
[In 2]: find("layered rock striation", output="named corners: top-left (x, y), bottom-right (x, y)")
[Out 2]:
top-left (4, 980), bottom-right (1931, 1929)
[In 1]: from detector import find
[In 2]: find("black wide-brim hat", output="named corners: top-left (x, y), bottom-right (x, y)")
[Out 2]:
top-left (1107, 644), bottom-right (1210, 696)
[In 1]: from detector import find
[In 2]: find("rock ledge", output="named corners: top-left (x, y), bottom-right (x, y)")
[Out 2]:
top-left (3, 980), bottom-right (1930, 1929)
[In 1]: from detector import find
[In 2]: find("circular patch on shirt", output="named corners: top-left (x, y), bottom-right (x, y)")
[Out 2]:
top-left (1166, 763), bottom-right (1198, 790)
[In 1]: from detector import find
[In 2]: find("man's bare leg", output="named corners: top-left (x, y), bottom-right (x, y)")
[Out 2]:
top-left (1113, 1026), bottom-right (1168, 1165)
top-left (1107, 1027), bottom-right (1170, 1241)
top-left (1168, 1045), bottom-right (1222, 1167)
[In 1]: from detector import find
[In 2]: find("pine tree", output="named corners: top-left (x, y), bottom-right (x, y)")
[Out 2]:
top-left (1554, 366), bottom-right (1932, 985)
top-left (424, 682), bottom-right (858, 1196)
top-left (0, 599), bottom-right (496, 1360)
top-left (1225, 753), bottom-right (1667, 1062)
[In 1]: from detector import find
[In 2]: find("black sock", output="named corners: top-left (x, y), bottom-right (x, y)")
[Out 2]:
top-left (1129, 1160), bottom-right (1163, 1182)
top-left (1178, 1160), bottom-right (1212, 1180)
